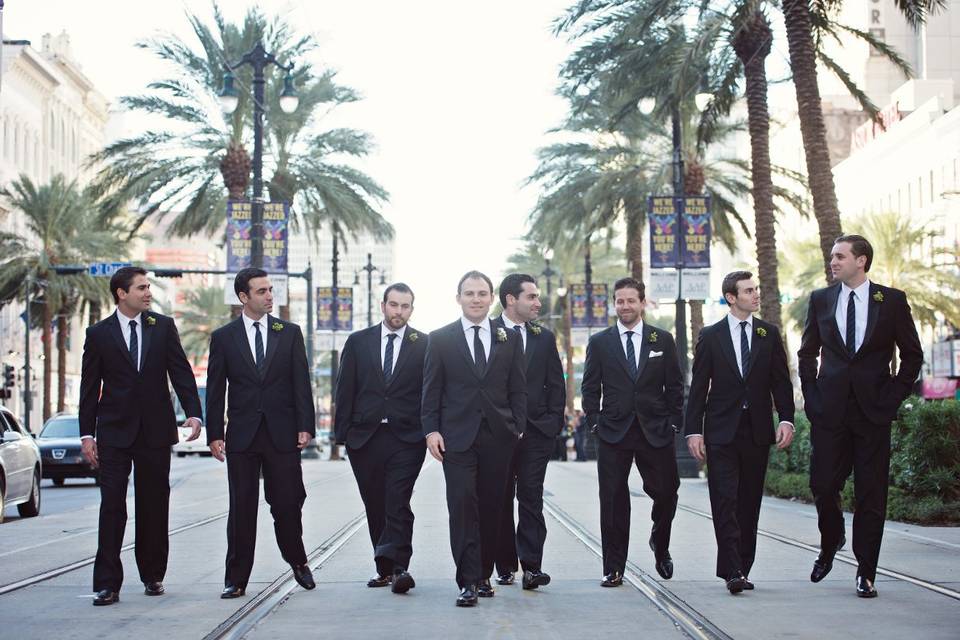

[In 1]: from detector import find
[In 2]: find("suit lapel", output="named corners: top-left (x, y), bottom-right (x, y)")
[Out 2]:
top-left (139, 314), bottom-right (155, 374)
top-left (454, 322), bottom-right (481, 378)
top-left (859, 283), bottom-right (881, 356)
top-left (108, 314), bottom-right (137, 371)
top-left (826, 285), bottom-right (847, 353)
top-left (387, 326), bottom-right (419, 386)
top-left (717, 319), bottom-right (743, 381)
top-left (607, 327), bottom-right (635, 381)
top-left (523, 323), bottom-right (537, 370)
top-left (367, 325), bottom-right (386, 384)
top-left (633, 324), bottom-right (653, 382)
top-left (231, 318), bottom-right (259, 377)
top-left (260, 315), bottom-right (281, 379)
top-left (484, 319), bottom-right (499, 378)
top-left (744, 319), bottom-right (764, 380)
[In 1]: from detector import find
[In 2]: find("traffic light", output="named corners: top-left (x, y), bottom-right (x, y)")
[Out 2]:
top-left (2, 364), bottom-right (13, 389)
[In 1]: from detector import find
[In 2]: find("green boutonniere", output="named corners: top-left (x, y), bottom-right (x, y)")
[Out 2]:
top-left (648, 331), bottom-right (658, 343)
top-left (873, 290), bottom-right (883, 303)
top-left (529, 322), bottom-right (542, 336)
top-left (756, 326), bottom-right (767, 338)
top-left (496, 327), bottom-right (508, 343)
top-left (145, 315), bottom-right (156, 326)
top-left (408, 331), bottom-right (420, 343)
top-left (271, 321), bottom-right (284, 332)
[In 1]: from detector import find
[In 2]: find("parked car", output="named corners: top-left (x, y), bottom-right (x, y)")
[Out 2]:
top-left (0, 404), bottom-right (42, 523)
top-left (172, 385), bottom-right (209, 457)
top-left (36, 414), bottom-right (98, 486)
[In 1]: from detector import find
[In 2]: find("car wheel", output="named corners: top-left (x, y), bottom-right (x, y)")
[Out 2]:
top-left (17, 468), bottom-right (41, 518)
top-left (176, 452), bottom-right (186, 458)
top-left (52, 477), bottom-right (65, 487)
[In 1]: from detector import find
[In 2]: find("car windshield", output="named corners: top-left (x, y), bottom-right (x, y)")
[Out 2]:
top-left (40, 417), bottom-right (80, 438)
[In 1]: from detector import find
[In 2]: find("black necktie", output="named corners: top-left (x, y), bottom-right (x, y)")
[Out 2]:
top-left (472, 326), bottom-right (486, 371)
top-left (253, 321), bottom-right (265, 370)
top-left (740, 321), bottom-right (751, 377)
top-left (513, 325), bottom-right (524, 353)
top-left (383, 333), bottom-right (397, 380)
top-left (846, 291), bottom-right (857, 356)
top-left (128, 320), bottom-right (138, 371)
top-left (625, 331), bottom-right (638, 380)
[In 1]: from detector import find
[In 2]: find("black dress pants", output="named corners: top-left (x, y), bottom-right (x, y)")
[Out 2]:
top-left (442, 421), bottom-right (517, 588)
top-left (225, 422), bottom-right (307, 588)
top-left (597, 420), bottom-right (679, 576)
top-left (495, 428), bottom-right (555, 575)
top-left (347, 426), bottom-right (426, 574)
top-left (93, 428), bottom-right (171, 592)
top-left (705, 410), bottom-right (770, 579)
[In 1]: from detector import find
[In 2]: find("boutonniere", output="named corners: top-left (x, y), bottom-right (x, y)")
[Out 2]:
top-left (145, 315), bottom-right (156, 326)
top-left (529, 322), bottom-right (542, 336)
top-left (756, 326), bottom-right (767, 338)
top-left (408, 331), bottom-right (420, 343)
top-left (271, 321), bottom-right (284, 332)
top-left (496, 327), bottom-right (508, 343)
top-left (648, 331), bottom-right (658, 343)
top-left (873, 290), bottom-right (883, 303)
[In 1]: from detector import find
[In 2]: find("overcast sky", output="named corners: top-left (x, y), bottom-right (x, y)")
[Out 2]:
top-left (6, 0), bottom-right (574, 327)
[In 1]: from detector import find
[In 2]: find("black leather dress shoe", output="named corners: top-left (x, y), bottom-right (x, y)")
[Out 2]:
top-left (221, 584), bottom-right (246, 599)
top-left (856, 576), bottom-right (878, 598)
top-left (743, 578), bottom-right (755, 590)
top-left (143, 581), bottom-right (164, 596)
top-left (601, 572), bottom-right (623, 587)
top-left (726, 574), bottom-right (747, 594)
top-left (456, 586), bottom-right (478, 607)
top-left (292, 564), bottom-right (316, 590)
top-left (811, 551), bottom-right (835, 583)
top-left (477, 579), bottom-right (495, 598)
top-left (391, 570), bottom-right (415, 594)
top-left (496, 572), bottom-right (515, 585)
top-left (649, 538), bottom-right (674, 580)
top-left (93, 589), bottom-right (119, 606)
top-left (522, 570), bottom-right (551, 590)
top-left (367, 573), bottom-right (392, 588)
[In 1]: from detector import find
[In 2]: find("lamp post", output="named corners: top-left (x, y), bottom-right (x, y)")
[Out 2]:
top-left (220, 42), bottom-right (299, 269)
top-left (358, 253), bottom-right (384, 328)
top-left (541, 248), bottom-right (556, 326)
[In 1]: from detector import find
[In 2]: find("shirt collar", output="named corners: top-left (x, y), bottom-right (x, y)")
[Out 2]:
top-left (841, 279), bottom-right (871, 300)
top-left (242, 311), bottom-right (268, 332)
top-left (727, 313), bottom-right (754, 331)
top-left (116, 308), bottom-right (141, 325)
top-left (461, 316), bottom-right (490, 333)
top-left (501, 314), bottom-right (525, 331)
top-left (381, 323), bottom-right (407, 341)
top-left (617, 319), bottom-right (643, 336)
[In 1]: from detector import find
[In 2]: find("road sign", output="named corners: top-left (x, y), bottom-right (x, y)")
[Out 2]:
top-left (88, 262), bottom-right (131, 277)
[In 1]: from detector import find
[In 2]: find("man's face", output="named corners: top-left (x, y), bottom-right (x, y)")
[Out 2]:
top-left (239, 276), bottom-right (273, 317)
top-left (508, 282), bottom-right (542, 322)
top-left (726, 278), bottom-right (760, 314)
top-left (830, 241), bottom-right (866, 283)
top-left (117, 274), bottom-right (152, 313)
top-left (614, 286), bottom-right (644, 326)
top-left (457, 277), bottom-right (493, 322)
top-left (381, 290), bottom-right (414, 330)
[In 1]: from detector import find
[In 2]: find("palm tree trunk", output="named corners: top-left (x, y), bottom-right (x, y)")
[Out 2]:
top-left (42, 303), bottom-right (52, 423)
top-left (684, 163), bottom-right (707, 343)
top-left (782, 0), bottom-right (842, 283)
top-left (88, 301), bottom-right (102, 327)
top-left (57, 314), bottom-right (68, 412)
top-left (689, 300), bottom-right (704, 343)
top-left (734, 11), bottom-right (784, 328)
top-left (626, 208), bottom-right (644, 281)
top-left (563, 294), bottom-right (575, 416)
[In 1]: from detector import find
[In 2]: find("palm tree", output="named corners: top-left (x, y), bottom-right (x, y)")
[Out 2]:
top-left (176, 285), bottom-right (235, 366)
top-left (0, 175), bottom-right (127, 421)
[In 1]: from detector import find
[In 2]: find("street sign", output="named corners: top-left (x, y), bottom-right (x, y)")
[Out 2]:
top-left (649, 269), bottom-right (679, 301)
top-left (88, 262), bottom-right (131, 277)
top-left (680, 269), bottom-right (711, 301)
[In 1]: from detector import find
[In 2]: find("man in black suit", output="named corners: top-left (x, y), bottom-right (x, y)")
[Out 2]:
top-left (492, 273), bottom-right (565, 591)
top-left (79, 266), bottom-right (202, 606)
top-left (422, 270), bottom-right (526, 607)
top-left (799, 235), bottom-right (922, 598)
top-left (206, 268), bottom-right (317, 599)
top-left (335, 283), bottom-right (427, 594)
top-left (581, 277), bottom-right (683, 587)
top-left (685, 271), bottom-right (795, 594)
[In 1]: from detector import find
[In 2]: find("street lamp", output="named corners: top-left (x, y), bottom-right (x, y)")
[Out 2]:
top-left (359, 253), bottom-right (384, 327)
top-left (219, 42), bottom-right (299, 269)
top-left (541, 248), bottom-right (557, 326)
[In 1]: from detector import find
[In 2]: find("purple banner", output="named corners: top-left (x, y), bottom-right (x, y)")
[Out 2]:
top-left (316, 287), bottom-right (354, 332)
top-left (570, 283), bottom-right (609, 328)
top-left (648, 196), bottom-right (679, 269)
top-left (226, 200), bottom-right (289, 273)
top-left (681, 196), bottom-right (711, 268)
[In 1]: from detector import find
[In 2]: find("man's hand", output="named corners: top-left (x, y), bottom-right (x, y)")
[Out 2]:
top-left (686, 435), bottom-right (706, 463)
top-left (184, 417), bottom-right (202, 442)
top-left (297, 432), bottom-right (312, 449)
top-left (776, 422), bottom-right (795, 449)
top-left (426, 432), bottom-right (445, 462)
top-left (209, 439), bottom-right (225, 462)
top-left (81, 438), bottom-right (99, 468)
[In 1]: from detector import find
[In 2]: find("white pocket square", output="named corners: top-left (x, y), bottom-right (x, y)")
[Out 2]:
top-left (648, 351), bottom-right (663, 358)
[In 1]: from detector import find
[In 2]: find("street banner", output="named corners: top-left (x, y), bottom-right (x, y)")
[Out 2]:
top-left (226, 200), bottom-right (252, 271)
top-left (681, 196), bottom-right (711, 268)
top-left (570, 283), bottom-right (610, 328)
top-left (316, 287), bottom-right (354, 332)
top-left (648, 196), bottom-right (679, 268)
top-left (226, 200), bottom-right (289, 273)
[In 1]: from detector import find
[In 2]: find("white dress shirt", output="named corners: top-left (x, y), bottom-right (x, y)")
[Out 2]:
top-left (241, 311), bottom-right (269, 363)
top-left (117, 308), bottom-right (143, 371)
top-left (617, 320), bottom-right (644, 369)
top-left (728, 313), bottom-right (753, 376)
top-left (835, 279), bottom-right (870, 352)
top-left (380, 323), bottom-right (405, 372)
top-left (501, 314), bottom-right (527, 351)
top-left (461, 316), bottom-right (492, 363)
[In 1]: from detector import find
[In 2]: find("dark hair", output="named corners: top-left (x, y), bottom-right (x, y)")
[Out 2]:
top-left (834, 234), bottom-right (873, 272)
top-left (110, 266), bottom-right (148, 304)
top-left (383, 282), bottom-right (415, 304)
top-left (498, 273), bottom-right (536, 307)
top-left (613, 277), bottom-right (645, 300)
top-left (234, 268), bottom-right (269, 298)
top-left (721, 270), bottom-right (754, 301)
top-left (457, 270), bottom-right (493, 295)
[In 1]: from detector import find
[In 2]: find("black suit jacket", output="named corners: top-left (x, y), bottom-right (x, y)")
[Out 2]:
top-left (684, 317), bottom-right (795, 446)
top-left (334, 323), bottom-right (428, 448)
top-left (581, 323), bottom-right (683, 448)
top-left (79, 312), bottom-right (201, 448)
top-left (491, 316), bottom-right (566, 438)
top-left (205, 316), bottom-right (316, 453)
top-left (421, 319), bottom-right (527, 452)
top-left (798, 282), bottom-right (923, 428)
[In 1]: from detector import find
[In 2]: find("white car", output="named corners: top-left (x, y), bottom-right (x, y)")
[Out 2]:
top-left (173, 424), bottom-right (210, 457)
top-left (0, 405), bottom-right (42, 523)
